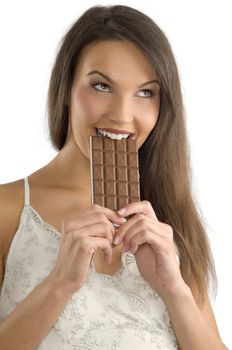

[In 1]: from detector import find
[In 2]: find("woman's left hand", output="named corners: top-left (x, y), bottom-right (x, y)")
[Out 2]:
top-left (114, 200), bottom-right (187, 299)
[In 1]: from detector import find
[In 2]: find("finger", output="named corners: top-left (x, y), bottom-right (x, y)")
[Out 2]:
top-left (122, 219), bottom-right (155, 241)
top-left (117, 200), bottom-right (157, 220)
top-left (80, 236), bottom-right (113, 265)
top-left (122, 221), bottom-right (161, 252)
top-left (70, 222), bottom-right (116, 246)
top-left (66, 205), bottom-right (127, 228)
top-left (124, 229), bottom-right (170, 255)
top-left (63, 212), bottom-right (124, 235)
top-left (85, 204), bottom-right (128, 224)
top-left (123, 221), bottom-right (174, 253)
top-left (125, 227), bottom-right (176, 258)
top-left (114, 214), bottom-right (156, 245)
top-left (92, 237), bottom-right (113, 265)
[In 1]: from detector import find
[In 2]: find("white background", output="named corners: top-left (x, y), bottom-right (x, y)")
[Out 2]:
top-left (0, 0), bottom-right (231, 347)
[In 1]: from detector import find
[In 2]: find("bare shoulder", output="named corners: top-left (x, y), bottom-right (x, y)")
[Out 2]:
top-left (0, 179), bottom-right (24, 219)
top-left (0, 179), bottom-right (24, 286)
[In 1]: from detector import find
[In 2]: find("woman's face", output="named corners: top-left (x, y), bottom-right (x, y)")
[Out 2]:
top-left (67, 40), bottom-right (161, 158)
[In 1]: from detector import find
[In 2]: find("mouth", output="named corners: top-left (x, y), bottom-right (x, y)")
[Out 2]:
top-left (94, 127), bottom-right (135, 140)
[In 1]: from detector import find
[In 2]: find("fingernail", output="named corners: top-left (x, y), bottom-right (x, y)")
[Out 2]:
top-left (118, 208), bottom-right (126, 215)
top-left (119, 217), bottom-right (127, 222)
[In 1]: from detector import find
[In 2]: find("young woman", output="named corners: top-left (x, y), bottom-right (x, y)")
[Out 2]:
top-left (0, 5), bottom-right (228, 349)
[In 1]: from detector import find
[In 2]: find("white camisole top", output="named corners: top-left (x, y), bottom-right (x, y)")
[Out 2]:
top-left (0, 177), bottom-right (178, 349)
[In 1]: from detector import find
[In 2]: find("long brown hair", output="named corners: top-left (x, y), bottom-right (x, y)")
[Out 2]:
top-left (47, 5), bottom-right (216, 301)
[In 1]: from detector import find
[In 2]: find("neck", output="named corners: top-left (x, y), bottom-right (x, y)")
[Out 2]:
top-left (43, 138), bottom-right (92, 194)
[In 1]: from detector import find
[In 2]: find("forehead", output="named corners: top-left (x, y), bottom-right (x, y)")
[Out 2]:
top-left (74, 40), bottom-right (158, 80)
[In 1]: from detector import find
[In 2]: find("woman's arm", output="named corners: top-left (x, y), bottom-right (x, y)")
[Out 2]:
top-left (163, 284), bottom-right (228, 350)
top-left (0, 184), bottom-right (124, 349)
top-left (0, 269), bottom-right (72, 350)
top-left (0, 184), bottom-right (72, 349)
top-left (115, 201), bottom-right (228, 350)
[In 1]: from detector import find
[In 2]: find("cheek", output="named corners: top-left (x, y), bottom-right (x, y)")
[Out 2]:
top-left (72, 87), bottom-right (106, 125)
top-left (136, 101), bottom-right (160, 147)
top-left (138, 102), bottom-right (159, 130)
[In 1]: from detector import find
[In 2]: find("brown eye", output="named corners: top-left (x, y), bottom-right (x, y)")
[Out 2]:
top-left (91, 82), bottom-right (111, 92)
top-left (137, 89), bottom-right (154, 98)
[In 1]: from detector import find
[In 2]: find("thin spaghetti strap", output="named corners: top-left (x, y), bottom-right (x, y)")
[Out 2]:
top-left (24, 177), bottom-right (30, 206)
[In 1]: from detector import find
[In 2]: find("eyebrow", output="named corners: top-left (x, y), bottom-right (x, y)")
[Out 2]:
top-left (86, 70), bottom-right (160, 88)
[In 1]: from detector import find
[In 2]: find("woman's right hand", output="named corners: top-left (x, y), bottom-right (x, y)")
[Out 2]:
top-left (49, 204), bottom-right (126, 296)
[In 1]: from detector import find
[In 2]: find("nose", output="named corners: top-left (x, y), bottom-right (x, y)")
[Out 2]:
top-left (108, 95), bottom-right (134, 124)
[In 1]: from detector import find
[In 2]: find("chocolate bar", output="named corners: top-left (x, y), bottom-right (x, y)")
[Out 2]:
top-left (89, 136), bottom-right (140, 211)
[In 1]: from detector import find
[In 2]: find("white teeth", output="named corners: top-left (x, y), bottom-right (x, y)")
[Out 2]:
top-left (96, 128), bottom-right (130, 140)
